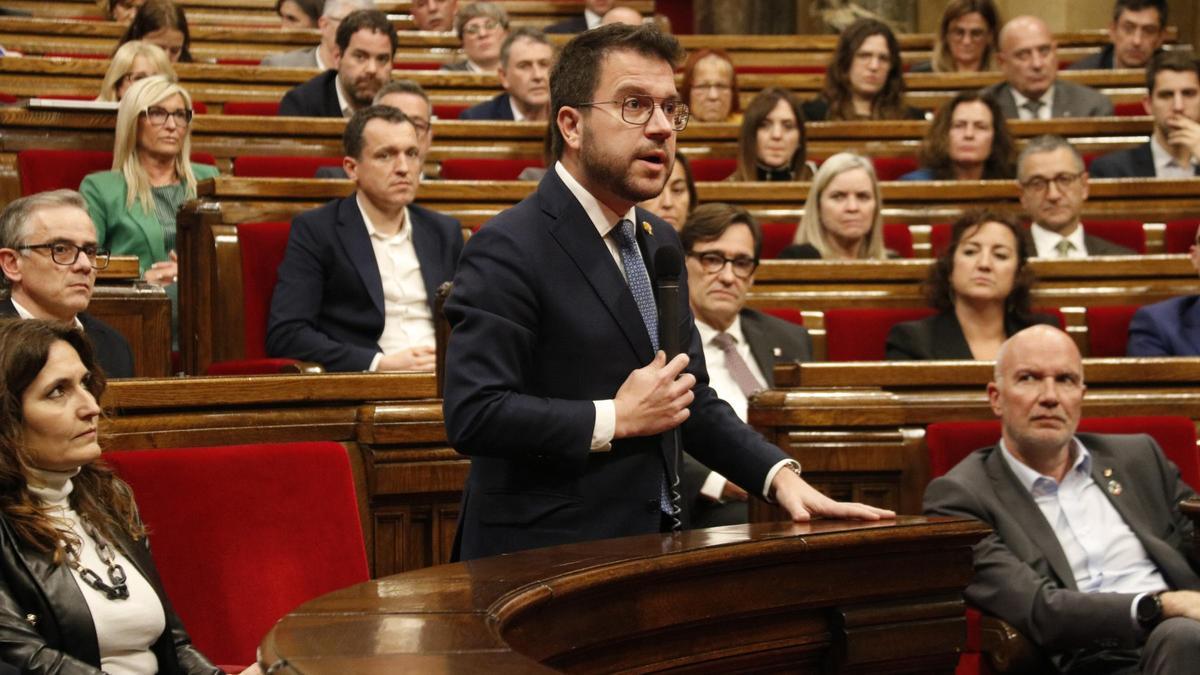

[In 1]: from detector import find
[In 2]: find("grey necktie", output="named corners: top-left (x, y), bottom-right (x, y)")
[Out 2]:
top-left (712, 332), bottom-right (764, 398)
top-left (1055, 239), bottom-right (1075, 258)
top-left (1022, 98), bottom-right (1045, 120)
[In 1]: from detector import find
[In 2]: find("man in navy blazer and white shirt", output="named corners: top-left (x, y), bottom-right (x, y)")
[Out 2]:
top-left (268, 105), bottom-right (463, 372)
top-left (442, 24), bottom-right (891, 561)
top-left (1129, 223), bottom-right (1200, 356)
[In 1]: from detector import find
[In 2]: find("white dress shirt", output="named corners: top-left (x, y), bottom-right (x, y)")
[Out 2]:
top-left (356, 195), bottom-right (436, 372)
top-left (999, 438), bottom-right (1168, 631)
top-left (554, 162), bottom-right (791, 499)
top-left (1150, 136), bottom-right (1199, 179)
top-left (584, 8), bottom-right (602, 29)
top-left (1012, 85), bottom-right (1056, 120)
top-left (1030, 222), bottom-right (1088, 258)
top-left (695, 315), bottom-right (768, 500)
top-left (335, 73), bottom-right (355, 118)
top-left (508, 96), bottom-right (526, 121)
top-left (11, 297), bottom-right (83, 329)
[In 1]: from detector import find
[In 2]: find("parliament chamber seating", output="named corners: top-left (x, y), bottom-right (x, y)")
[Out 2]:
top-left (232, 155), bottom-right (342, 179)
top-left (758, 221), bottom-right (914, 259)
top-left (687, 157), bottom-right (737, 181)
top-left (438, 157), bottom-right (544, 180)
top-left (1081, 219), bottom-right (1148, 254)
top-left (924, 415), bottom-right (1200, 674)
top-left (823, 307), bottom-right (936, 361)
top-left (104, 441), bottom-right (369, 667)
top-left (1165, 219), bottom-right (1200, 253)
top-left (17, 149), bottom-right (217, 196)
top-left (222, 101), bottom-right (281, 116)
top-left (1086, 304), bottom-right (1140, 358)
top-left (871, 156), bottom-right (920, 181)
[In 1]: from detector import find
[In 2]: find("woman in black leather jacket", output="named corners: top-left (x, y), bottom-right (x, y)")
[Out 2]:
top-left (0, 320), bottom-right (249, 674)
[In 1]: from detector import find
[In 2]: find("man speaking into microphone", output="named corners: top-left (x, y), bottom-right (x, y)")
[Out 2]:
top-left (443, 24), bottom-right (894, 561)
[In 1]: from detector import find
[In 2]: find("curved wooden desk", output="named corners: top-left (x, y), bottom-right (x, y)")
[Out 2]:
top-left (260, 517), bottom-right (988, 673)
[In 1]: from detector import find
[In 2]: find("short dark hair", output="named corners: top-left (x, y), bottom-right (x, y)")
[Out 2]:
top-left (336, 9), bottom-right (398, 54)
top-left (1146, 50), bottom-right (1200, 93)
top-left (119, 0), bottom-right (192, 62)
top-left (1017, 135), bottom-right (1084, 180)
top-left (1113, 0), bottom-right (1167, 26)
top-left (925, 208), bottom-right (1034, 316)
top-left (822, 18), bottom-right (908, 120)
top-left (500, 26), bottom-right (552, 69)
top-left (548, 23), bottom-right (683, 160)
top-left (343, 104), bottom-right (414, 158)
top-left (680, 203), bottom-right (763, 261)
top-left (919, 90), bottom-right (1015, 180)
top-left (276, 0), bottom-right (324, 23)
top-left (373, 79), bottom-right (431, 109)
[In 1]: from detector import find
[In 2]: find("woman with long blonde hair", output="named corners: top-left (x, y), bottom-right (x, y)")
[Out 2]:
top-left (779, 152), bottom-right (887, 260)
top-left (81, 76), bottom-right (216, 286)
top-left (97, 41), bottom-right (177, 102)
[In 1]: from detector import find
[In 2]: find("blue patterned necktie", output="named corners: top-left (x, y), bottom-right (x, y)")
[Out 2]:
top-left (611, 218), bottom-right (674, 517)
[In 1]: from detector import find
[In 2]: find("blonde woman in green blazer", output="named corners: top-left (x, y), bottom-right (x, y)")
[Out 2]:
top-left (81, 76), bottom-right (217, 286)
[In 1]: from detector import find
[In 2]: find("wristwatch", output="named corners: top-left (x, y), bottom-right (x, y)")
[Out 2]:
top-left (1135, 591), bottom-right (1164, 630)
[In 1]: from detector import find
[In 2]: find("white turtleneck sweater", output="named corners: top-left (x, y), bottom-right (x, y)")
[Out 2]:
top-left (28, 467), bottom-right (165, 675)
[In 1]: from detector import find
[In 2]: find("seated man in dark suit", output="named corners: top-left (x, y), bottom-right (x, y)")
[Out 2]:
top-left (1068, 0), bottom-right (1167, 71)
top-left (267, 105), bottom-right (463, 372)
top-left (261, 0), bottom-right (373, 69)
top-left (279, 9), bottom-right (396, 118)
top-left (1129, 223), bottom-right (1200, 356)
top-left (459, 28), bottom-right (553, 121)
top-left (678, 203), bottom-right (811, 528)
top-left (545, 0), bottom-right (612, 33)
top-left (925, 325), bottom-right (1200, 674)
top-left (0, 190), bottom-right (133, 378)
top-left (984, 15), bottom-right (1113, 120)
top-left (316, 80), bottom-right (436, 179)
top-left (1092, 50), bottom-right (1200, 179)
top-left (1018, 135), bottom-right (1134, 257)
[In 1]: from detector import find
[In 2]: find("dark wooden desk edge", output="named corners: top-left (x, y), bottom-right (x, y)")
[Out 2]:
top-left (260, 516), bottom-right (989, 673)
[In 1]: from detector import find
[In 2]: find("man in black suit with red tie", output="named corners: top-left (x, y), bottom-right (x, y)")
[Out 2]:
top-left (442, 24), bottom-right (892, 561)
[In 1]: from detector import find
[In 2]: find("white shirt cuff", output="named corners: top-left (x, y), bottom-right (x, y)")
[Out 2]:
top-left (700, 471), bottom-right (727, 502)
top-left (368, 353), bottom-right (382, 372)
top-left (763, 459), bottom-right (800, 502)
top-left (591, 399), bottom-right (615, 451)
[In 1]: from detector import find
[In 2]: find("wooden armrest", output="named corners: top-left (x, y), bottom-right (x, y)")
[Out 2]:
top-left (979, 615), bottom-right (1051, 674)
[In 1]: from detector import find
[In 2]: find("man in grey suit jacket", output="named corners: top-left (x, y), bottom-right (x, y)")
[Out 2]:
top-left (677, 203), bottom-right (812, 528)
top-left (925, 325), bottom-right (1200, 673)
top-left (261, 0), bottom-right (373, 69)
top-left (1018, 135), bottom-right (1135, 257)
top-left (985, 15), bottom-right (1113, 120)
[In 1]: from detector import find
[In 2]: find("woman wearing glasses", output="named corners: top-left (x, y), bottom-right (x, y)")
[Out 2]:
top-left (442, 2), bottom-right (509, 73)
top-left (679, 49), bottom-right (741, 124)
top-left (81, 77), bottom-right (216, 288)
top-left (886, 209), bottom-right (1053, 360)
top-left (97, 41), bottom-right (177, 102)
top-left (910, 0), bottom-right (1000, 73)
top-left (779, 152), bottom-right (888, 260)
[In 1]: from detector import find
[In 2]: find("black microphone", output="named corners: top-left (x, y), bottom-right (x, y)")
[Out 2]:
top-left (654, 246), bottom-right (683, 359)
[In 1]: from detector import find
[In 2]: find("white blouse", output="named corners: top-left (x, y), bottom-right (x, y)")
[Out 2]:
top-left (28, 468), bottom-right (166, 675)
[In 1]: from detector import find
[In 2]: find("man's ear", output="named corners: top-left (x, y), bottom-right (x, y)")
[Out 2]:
top-left (0, 249), bottom-right (22, 286)
top-left (343, 155), bottom-right (359, 181)
top-left (987, 381), bottom-right (1003, 417)
top-left (557, 106), bottom-right (583, 152)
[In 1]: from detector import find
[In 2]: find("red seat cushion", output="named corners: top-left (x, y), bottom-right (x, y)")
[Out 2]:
top-left (233, 155), bottom-right (343, 178)
top-left (393, 61), bottom-right (444, 70)
top-left (18, 149), bottom-right (113, 195)
top-left (439, 158), bottom-right (544, 180)
top-left (872, 156), bottom-right (919, 181)
top-left (1164, 219), bottom-right (1200, 254)
top-left (688, 158), bottom-right (737, 181)
top-left (930, 223), bottom-right (952, 257)
top-left (824, 307), bottom-right (936, 361)
top-left (760, 221), bottom-right (799, 259)
top-left (1086, 305), bottom-right (1140, 357)
top-left (1113, 101), bottom-right (1146, 117)
top-left (104, 442), bottom-right (369, 666)
top-left (883, 223), bottom-right (914, 258)
top-left (761, 308), bottom-right (805, 326)
top-left (1081, 220), bottom-right (1145, 254)
top-left (236, 221), bottom-right (292, 358)
top-left (433, 103), bottom-right (469, 119)
top-left (223, 101), bottom-right (281, 116)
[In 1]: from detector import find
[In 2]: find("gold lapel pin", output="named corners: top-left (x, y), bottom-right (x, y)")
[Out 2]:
top-left (641, 221), bottom-right (653, 236)
top-left (1107, 479), bottom-right (1123, 496)
top-left (1103, 468), bottom-right (1113, 478)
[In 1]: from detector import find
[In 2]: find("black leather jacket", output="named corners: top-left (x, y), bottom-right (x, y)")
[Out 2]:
top-left (0, 514), bottom-right (222, 674)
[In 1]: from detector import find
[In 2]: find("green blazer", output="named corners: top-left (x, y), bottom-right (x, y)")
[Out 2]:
top-left (80, 164), bottom-right (219, 274)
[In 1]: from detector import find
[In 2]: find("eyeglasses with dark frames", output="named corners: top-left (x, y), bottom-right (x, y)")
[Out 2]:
top-left (688, 251), bottom-right (758, 279)
top-left (18, 242), bottom-right (111, 269)
top-left (1019, 171), bottom-right (1083, 194)
top-left (141, 106), bottom-right (193, 127)
top-left (575, 95), bottom-right (691, 132)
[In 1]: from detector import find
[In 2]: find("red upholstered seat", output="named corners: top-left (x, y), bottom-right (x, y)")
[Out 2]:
top-left (439, 158), bottom-right (544, 180)
top-left (18, 149), bottom-right (215, 195)
top-left (433, 103), bottom-right (469, 119)
top-left (1086, 305), bottom-right (1139, 357)
top-left (688, 158), bottom-right (737, 181)
top-left (759, 221), bottom-right (799, 259)
top-left (1164, 219), bottom-right (1200, 253)
top-left (223, 101), bottom-right (281, 116)
top-left (1080, 220), bottom-right (1146, 254)
top-left (871, 156), bottom-right (919, 181)
top-left (824, 307), bottom-right (937, 361)
top-left (883, 222), bottom-right (914, 258)
top-left (1113, 101), bottom-right (1146, 117)
top-left (232, 155), bottom-right (344, 178)
top-left (393, 61), bottom-right (443, 70)
top-left (104, 442), bottom-right (369, 666)
top-left (761, 308), bottom-right (805, 326)
top-left (931, 223), bottom-right (952, 257)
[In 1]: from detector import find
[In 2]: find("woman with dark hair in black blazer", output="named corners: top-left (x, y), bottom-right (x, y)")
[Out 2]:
top-left (886, 209), bottom-right (1054, 360)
